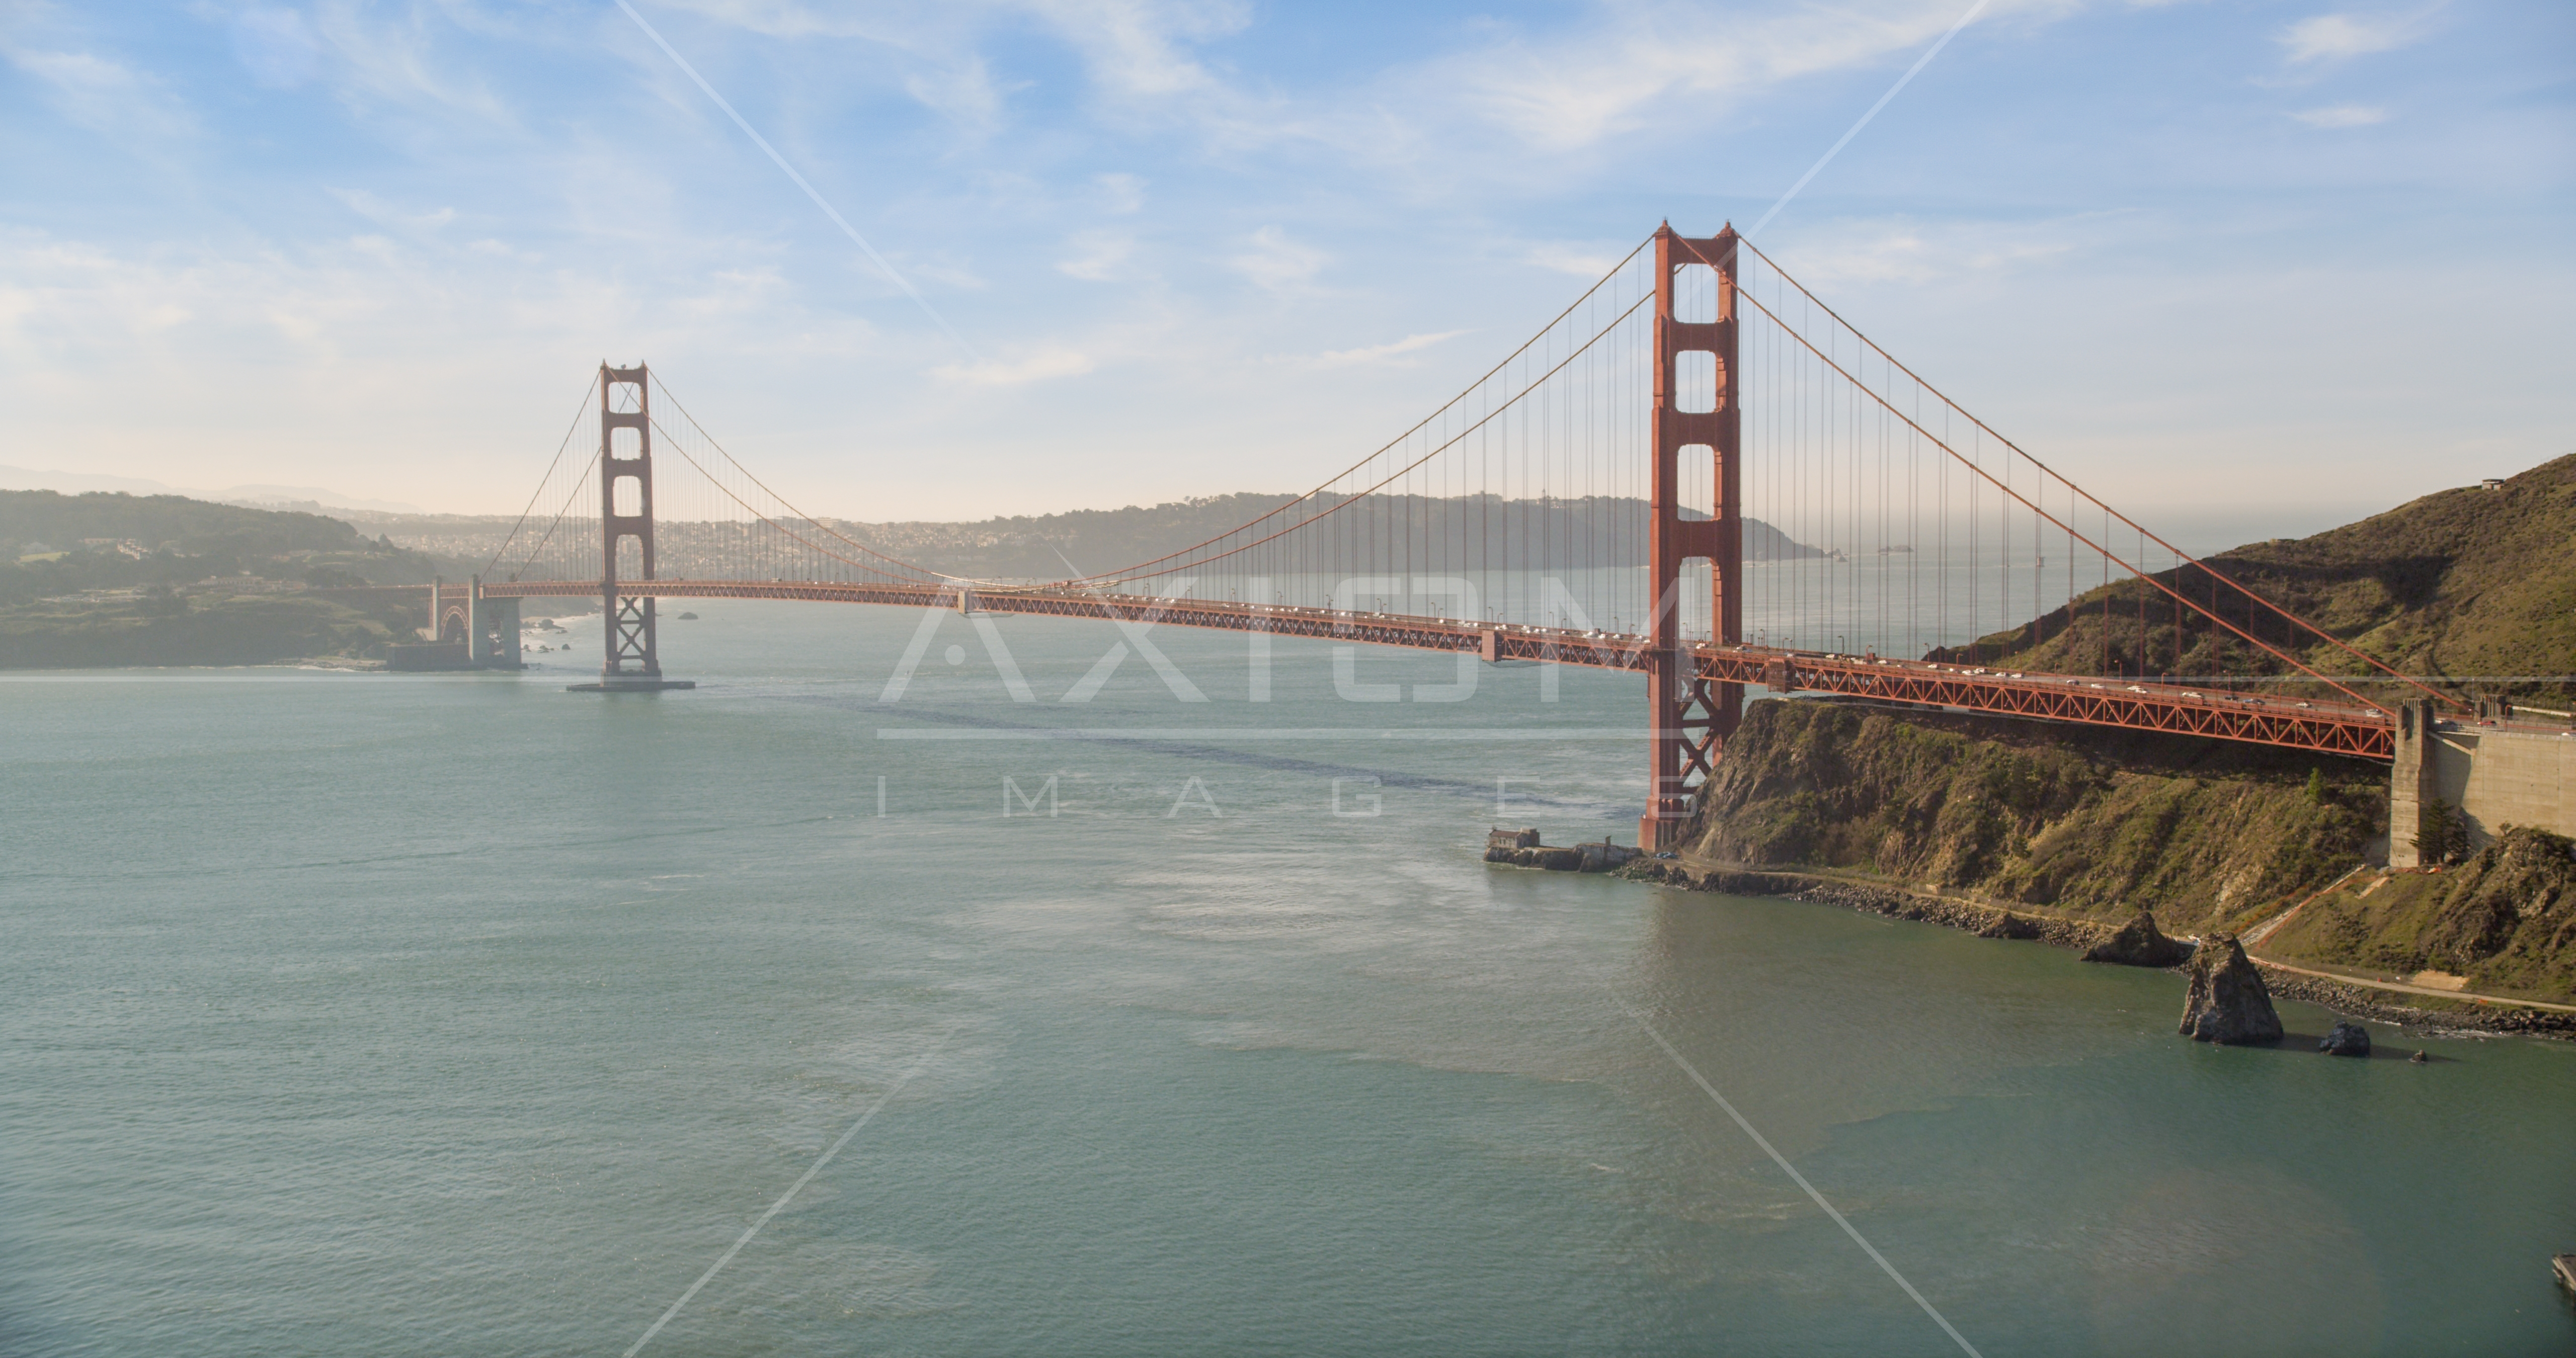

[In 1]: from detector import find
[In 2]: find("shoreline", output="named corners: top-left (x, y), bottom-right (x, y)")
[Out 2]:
top-left (1617, 856), bottom-right (2576, 1039)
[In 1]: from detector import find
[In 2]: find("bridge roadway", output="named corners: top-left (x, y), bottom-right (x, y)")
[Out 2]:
top-left (470, 578), bottom-right (2398, 761)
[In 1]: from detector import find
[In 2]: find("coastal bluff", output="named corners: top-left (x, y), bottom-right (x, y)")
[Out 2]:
top-left (1672, 697), bottom-right (2385, 938)
top-left (1635, 697), bottom-right (2576, 1018)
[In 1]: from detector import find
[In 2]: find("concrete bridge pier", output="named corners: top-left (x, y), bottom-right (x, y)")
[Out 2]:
top-left (2389, 698), bottom-right (2576, 866)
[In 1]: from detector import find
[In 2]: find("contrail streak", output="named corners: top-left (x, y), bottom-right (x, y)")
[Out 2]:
top-left (1625, 1003), bottom-right (1984, 1357)
top-left (1747, 0), bottom-right (1994, 237)
top-left (621, 1028), bottom-right (952, 1356)
top-left (612, 0), bottom-right (984, 363)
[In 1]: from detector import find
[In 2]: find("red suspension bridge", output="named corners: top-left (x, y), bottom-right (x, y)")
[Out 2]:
top-left (383, 224), bottom-right (2464, 848)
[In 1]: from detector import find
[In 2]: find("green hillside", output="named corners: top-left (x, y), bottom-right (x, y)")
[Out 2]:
top-left (1941, 452), bottom-right (2576, 703)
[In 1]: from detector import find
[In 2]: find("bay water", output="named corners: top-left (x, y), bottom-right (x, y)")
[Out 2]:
top-left (4, 601), bottom-right (2570, 1355)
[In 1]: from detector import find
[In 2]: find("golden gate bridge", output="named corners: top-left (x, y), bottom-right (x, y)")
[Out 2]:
top-left (381, 224), bottom-right (2462, 848)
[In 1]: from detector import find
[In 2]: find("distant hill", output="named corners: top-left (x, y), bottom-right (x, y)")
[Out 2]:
top-left (0, 465), bottom-right (425, 514)
top-left (357, 492), bottom-right (1826, 582)
top-left (0, 490), bottom-right (472, 595)
top-left (1941, 452), bottom-right (2576, 703)
top-left (0, 490), bottom-right (366, 560)
top-left (845, 493), bottom-right (1823, 580)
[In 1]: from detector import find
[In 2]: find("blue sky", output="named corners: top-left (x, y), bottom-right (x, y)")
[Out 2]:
top-left (2, 0), bottom-right (2568, 529)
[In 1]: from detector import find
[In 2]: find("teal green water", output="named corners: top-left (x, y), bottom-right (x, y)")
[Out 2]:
top-left (5, 603), bottom-right (2571, 1356)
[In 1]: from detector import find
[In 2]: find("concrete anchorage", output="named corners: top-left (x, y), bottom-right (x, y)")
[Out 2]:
top-left (2388, 698), bottom-right (2576, 867)
top-left (386, 576), bottom-right (524, 672)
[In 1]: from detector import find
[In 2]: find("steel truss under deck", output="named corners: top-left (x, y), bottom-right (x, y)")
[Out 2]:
top-left (469, 577), bottom-right (2398, 761)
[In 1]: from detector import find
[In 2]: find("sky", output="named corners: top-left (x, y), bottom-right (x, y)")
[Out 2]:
top-left (1, 0), bottom-right (2569, 534)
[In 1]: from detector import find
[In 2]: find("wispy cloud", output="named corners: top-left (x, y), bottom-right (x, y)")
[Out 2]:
top-left (231, 7), bottom-right (323, 90)
top-left (1229, 226), bottom-right (1326, 294)
top-left (655, 0), bottom-right (897, 40)
top-left (2290, 104), bottom-right (2388, 128)
top-left (1020, 0), bottom-right (1252, 101)
top-left (905, 256), bottom-right (989, 291)
top-left (1309, 329), bottom-right (1470, 368)
top-left (934, 346), bottom-right (1098, 385)
top-left (330, 188), bottom-right (458, 233)
top-left (2278, 11), bottom-right (2429, 63)
top-left (657, 1), bottom-right (1255, 123)
top-left (1057, 231), bottom-right (1136, 282)
top-left (0, 224), bottom-right (887, 493)
top-left (1094, 173), bottom-right (1146, 214)
top-left (1394, 0), bottom-right (2066, 157)
top-left (308, 3), bottom-right (516, 128)
top-left (1523, 243), bottom-right (1627, 278)
top-left (4, 46), bottom-right (196, 145)
top-left (903, 54), bottom-right (1005, 131)
top-left (1766, 213), bottom-right (2123, 286)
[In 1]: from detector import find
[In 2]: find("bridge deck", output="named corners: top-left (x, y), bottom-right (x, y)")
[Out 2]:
top-left (440, 578), bottom-right (2398, 761)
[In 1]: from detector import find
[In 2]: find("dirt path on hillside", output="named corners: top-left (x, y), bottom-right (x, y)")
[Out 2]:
top-left (2246, 956), bottom-right (2576, 1014)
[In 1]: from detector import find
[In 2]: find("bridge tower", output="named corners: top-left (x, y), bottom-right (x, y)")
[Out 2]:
top-left (571, 363), bottom-right (693, 693)
top-left (1640, 224), bottom-right (1744, 850)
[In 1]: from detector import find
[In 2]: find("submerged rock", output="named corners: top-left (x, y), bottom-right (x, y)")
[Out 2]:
top-left (2320, 1021), bottom-right (2372, 1057)
top-left (2082, 910), bottom-right (2195, 968)
top-left (2178, 935), bottom-right (2284, 1045)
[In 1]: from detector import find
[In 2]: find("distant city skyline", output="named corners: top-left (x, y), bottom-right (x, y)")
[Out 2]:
top-left (2, 0), bottom-right (2567, 528)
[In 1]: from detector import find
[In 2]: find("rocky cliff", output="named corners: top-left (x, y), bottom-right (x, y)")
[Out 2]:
top-left (1678, 697), bottom-right (2387, 935)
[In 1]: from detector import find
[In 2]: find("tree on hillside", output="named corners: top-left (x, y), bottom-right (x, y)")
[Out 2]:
top-left (2415, 798), bottom-right (2468, 867)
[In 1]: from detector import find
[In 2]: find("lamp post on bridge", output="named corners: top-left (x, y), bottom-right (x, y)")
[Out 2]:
top-left (1640, 223), bottom-right (1744, 851)
top-left (568, 361), bottom-right (694, 694)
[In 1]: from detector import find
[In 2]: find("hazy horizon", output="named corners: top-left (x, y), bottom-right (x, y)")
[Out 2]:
top-left (1, 455), bottom-right (2507, 563)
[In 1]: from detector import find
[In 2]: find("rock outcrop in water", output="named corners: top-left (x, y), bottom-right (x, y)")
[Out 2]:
top-left (2178, 935), bottom-right (2284, 1045)
top-left (2081, 910), bottom-right (2195, 968)
top-left (2320, 1021), bottom-right (2372, 1056)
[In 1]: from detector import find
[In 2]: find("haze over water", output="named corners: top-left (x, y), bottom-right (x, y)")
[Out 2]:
top-left (5, 603), bottom-right (2570, 1356)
